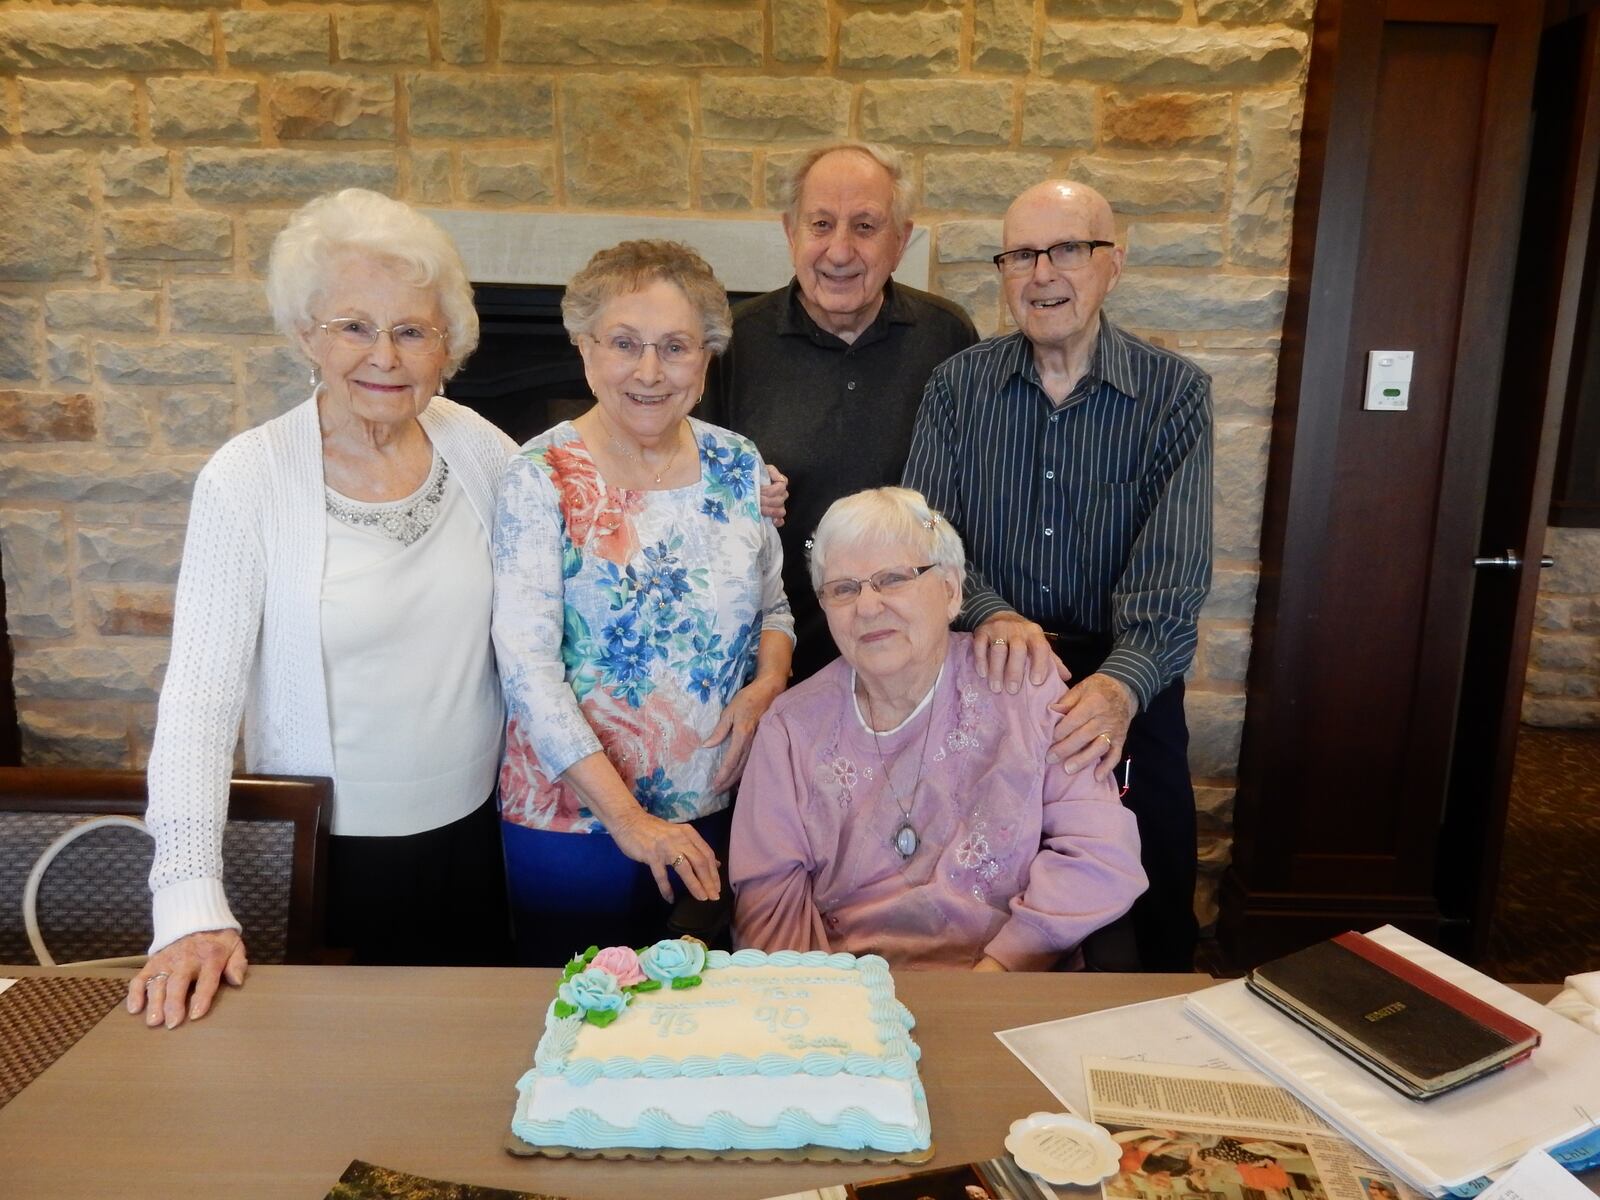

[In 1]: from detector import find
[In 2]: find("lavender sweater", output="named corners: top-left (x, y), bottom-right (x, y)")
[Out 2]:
top-left (730, 633), bottom-right (1148, 971)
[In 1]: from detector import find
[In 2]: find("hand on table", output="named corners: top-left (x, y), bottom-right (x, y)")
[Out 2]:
top-left (126, 929), bottom-right (248, 1029)
top-left (1048, 671), bottom-right (1135, 782)
top-left (972, 612), bottom-right (1069, 695)
top-left (609, 809), bottom-right (720, 904)
top-left (705, 673), bottom-right (786, 794)
top-left (758, 464), bottom-right (789, 527)
top-left (972, 956), bottom-right (1007, 973)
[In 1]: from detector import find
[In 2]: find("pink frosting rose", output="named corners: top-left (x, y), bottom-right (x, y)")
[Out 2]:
top-left (590, 946), bottom-right (646, 987)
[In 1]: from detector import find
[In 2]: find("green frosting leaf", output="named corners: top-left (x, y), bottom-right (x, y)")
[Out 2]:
top-left (630, 979), bottom-right (662, 993)
top-left (585, 1008), bottom-right (620, 1028)
top-left (552, 1000), bottom-right (578, 1019)
top-left (582, 945), bottom-right (600, 963)
top-left (561, 959), bottom-right (583, 981)
top-left (669, 975), bottom-right (703, 990)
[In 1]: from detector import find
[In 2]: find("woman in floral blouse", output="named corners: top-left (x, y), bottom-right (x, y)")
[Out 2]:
top-left (493, 240), bottom-right (794, 963)
top-left (729, 487), bottom-right (1145, 970)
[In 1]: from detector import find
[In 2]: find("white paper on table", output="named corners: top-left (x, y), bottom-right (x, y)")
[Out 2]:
top-left (1476, 1149), bottom-right (1594, 1200)
top-left (996, 994), bottom-right (1247, 1117)
top-left (1184, 925), bottom-right (1600, 1195)
top-left (0, 978), bottom-right (16, 995)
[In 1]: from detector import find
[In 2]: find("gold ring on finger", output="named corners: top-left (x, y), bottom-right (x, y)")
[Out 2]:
top-left (145, 972), bottom-right (170, 989)
top-left (1096, 732), bottom-right (1113, 748)
top-left (991, 637), bottom-right (1008, 646)
top-left (670, 853), bottom-right (686, 868)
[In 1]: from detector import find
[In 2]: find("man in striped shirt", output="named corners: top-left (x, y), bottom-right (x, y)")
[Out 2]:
top-left (904, 180), bottom-right (1212, 971)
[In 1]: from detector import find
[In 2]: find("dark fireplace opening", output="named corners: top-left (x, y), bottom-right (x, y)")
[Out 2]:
top-left (449, 282), bottom-right (759, 447)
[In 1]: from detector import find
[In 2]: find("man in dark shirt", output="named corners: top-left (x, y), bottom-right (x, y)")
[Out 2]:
top-left (704, 142), bottom-right (977, 681)
top-left (904, 180), bottom-right (1213, 970)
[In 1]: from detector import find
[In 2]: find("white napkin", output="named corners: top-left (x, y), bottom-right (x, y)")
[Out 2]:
top-left (1547, 971), bottom-right (1600, 1035)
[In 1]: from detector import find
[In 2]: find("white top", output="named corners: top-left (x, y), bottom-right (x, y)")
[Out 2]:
top-left (144, 393), bottom-right (517, 953)
top-left (321, 464), bottom-right (501, 836)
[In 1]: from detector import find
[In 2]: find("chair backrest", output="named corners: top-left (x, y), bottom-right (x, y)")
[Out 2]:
top-left (0, 768), bottom-right (331, 966)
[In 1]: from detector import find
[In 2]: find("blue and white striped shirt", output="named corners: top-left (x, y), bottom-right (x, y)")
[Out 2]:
top-left (902, 318), bottom-right (1213, 710)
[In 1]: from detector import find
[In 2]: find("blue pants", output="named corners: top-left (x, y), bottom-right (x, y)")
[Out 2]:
top-left (500, 806), bottom-right (733, 966)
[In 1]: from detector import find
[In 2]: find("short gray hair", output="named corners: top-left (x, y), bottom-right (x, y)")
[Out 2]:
top-left (780, 142), bottom-right (912, 232)
top-left (808, 487), bottom-right (966, 594)
top-left (266, 188), bottom-right (479, 376)
top-left (561, 240), bottom-right (732, 354)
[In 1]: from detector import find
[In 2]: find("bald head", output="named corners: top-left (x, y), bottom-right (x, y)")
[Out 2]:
top-left (1003, 180), bottom-right (1116, 243)
top-left (998, 178), bottom-right (1123, 363)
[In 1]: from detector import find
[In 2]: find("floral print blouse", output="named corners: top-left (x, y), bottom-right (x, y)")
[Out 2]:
top-left (493, 418), bottom-right (793, 833)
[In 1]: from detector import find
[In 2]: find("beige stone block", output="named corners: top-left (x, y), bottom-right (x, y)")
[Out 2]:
top-left (1193, 784), bottom-right (1235, 820)
top-left (1210, 419), bottom-right (1269, 558)
top-left (0, 447), bottom-right (202, 502)
top-left (1048, 0), bottom-right (1183, 17)
top-left (935, 219), bottom-right (1003, 263)
top-left (0, 295), bottom-right (41, 381)
top-left (408, 73), bottom-right (554, 139)
top-left (699, 149), bottom-right (753, 212)
top-left (222, 12), bottom-right (330, 68)
top-left (96, 339), bottom-right (234, 386)
top-left (500, 4), bottom-right (760, 66)
top-left (243, 211), bottom-right (291, 273)
top-left (1231, 89), bottom-right (1303, 269)
top-left (1524, 668), bottom-right (1600, 699)
top-left (0, 150), bottom-right (93, 280)
top-left (269, 72), bottom-right (394, 140)
top-left (1521, 695), bottom-right (1600, 728)
top-left (19, 706), bottom-right (133, 768)
top-left (563, 75), bottom-right (690, 208)
top-left (184, 148), bottom-right (396, 201)
top-left (0, 509), bottom-right (74, 637)
top-left (171, 280), bottom-right (275, 335)
top-left (1534, 596), bottom-right (1577, 632)
top-left (923, 151), bottom-right (1053, 212)
top-left (0, 12), bottom-right (211, 71)
top-left (1185, 687), bottom-right (1245, 777)
top-left (1127, 222), bottom-right (1225, 268)
top-left (1197, 0), bottom-right (1315, 25)
top-left (1104, 91), bottom-right (1232, 150)
top-left (89, 585), bottom-right (175, 638)
top-left (774, 0), bottom-right (828, 64)
top-left (13, 644), bottom-right (170, 701)
top-left (1072, 155), bottom-right (1227, 214)
top-left (839, 10), bottom-right (961, 73)
top-left (20, 80), bottom-right (135, 139)
top-left (702, 78), bottom-right (849, 142)
top-left (244, 345), bottom-right (309, 424)
top-left (440, 0), bottom-right (488, 64)
top-left (934, 265), bottom-right (1001, 335)
top-left (45, 289), bottom-right (156, 333)
top-left (1532, 633), bottom-right (1599, 672)
top-left (761, 149), bottom-right (810, 211)
top-left (97, 392), bottom-right (152, 447)
top-left (1186, 349), bottom-right (1276, 416)
top-left (100, 147), bottom-right (171, 199)
top-left (339, 11), bottom-right (430, 64)
top-left (1042, 23), bottom-right (1307, 85)
top-left (1, 84), bottom-right (16, 139)
top-left (408, 148), bottom-right (453, 204)
top-left (1199, 623), bottom-right (1252, 683)
top-left (107, 209), bottom-right (231, 262)
top-left (0, 389), bottom-right (95, 442)
top-left (47, 334), bottom-right (90, 385)
top-left (860, 80), bottom-right (1012, 146)
top-left (77, 524), bottom-right (184, 584)
top-left (1110, 273), bottom-right (1286, 332)
top-left (1020, 83), bottom-right (1095, 148)
top-left (975, 0), bottom-right (1034, 71)
top-left (160, 388), bottom-right (235, 449)
top-left (1543, 528), bottom-right (1600, 593)
top-left (148, 78), bottom-right (258, 142)
top-left (1203, 564), bottom-right (1258, 621)
top-left (462, 148), bottom-right (555, 204)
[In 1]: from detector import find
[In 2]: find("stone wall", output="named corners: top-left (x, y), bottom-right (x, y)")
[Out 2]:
top-left (0, 0), bottom-right (1311, 925)
top-left (1524, 527), bottom-right (1600, 728)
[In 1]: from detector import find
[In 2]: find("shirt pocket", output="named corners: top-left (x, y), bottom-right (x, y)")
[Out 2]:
top-left (1070, 479), bottom-right (1142, 558)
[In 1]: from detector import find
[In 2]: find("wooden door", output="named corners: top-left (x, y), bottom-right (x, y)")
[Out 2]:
top-left (1219, 0), bottom-right (1543, 966)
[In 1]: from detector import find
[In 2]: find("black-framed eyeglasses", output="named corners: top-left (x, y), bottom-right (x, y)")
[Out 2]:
top-left (318, 317), bottom-right (447, 354)
top-left (992, 240), bottom-right (1116, 276)
top-left (588, 333), bottom-right (704, 366)
top-left (816, 564), bottom-right (938, 607)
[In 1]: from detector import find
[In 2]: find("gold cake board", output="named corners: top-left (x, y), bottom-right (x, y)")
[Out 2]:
top-left (504, 1131), bottom-right (936, 1165)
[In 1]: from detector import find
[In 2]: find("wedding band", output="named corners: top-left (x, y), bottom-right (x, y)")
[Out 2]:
top-left (990, 637), bottom-right (1008, 646)
top-left (1096, 732), bottom-right (1113, 747)
top-left (670, 853), bottom-right (686, 868)
top-left (145, 973), bottom-right (170, 988)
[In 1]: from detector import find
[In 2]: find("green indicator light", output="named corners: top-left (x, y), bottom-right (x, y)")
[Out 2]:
top-left (1383, 388), bottom-right (1401, 397)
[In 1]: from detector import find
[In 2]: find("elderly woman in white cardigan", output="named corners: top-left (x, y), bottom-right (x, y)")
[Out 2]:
top-left (127, 189), bottom-right (517, 1029)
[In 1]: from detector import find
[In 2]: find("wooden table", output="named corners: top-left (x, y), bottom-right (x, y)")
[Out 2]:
top-left (0, 967), bottom-right (1578, 1199)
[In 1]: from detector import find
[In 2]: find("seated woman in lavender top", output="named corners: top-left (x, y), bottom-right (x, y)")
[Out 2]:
top-left (730, 487), bottom-right (1146, 970)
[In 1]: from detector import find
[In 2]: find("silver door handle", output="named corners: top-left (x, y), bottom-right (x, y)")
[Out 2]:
top-left (1472, 549), bottom-right (1557, 570)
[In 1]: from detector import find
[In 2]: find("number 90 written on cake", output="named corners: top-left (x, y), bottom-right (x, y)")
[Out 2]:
top-left (508, 940), bottom-right (933, 1162)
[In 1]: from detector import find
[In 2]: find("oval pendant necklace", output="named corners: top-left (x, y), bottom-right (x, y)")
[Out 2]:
top-left (862, 683), bottom-right (939, 860)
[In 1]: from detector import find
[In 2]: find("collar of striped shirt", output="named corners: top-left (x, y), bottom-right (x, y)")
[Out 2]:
top-left (1000, 315), bottom-right (1145, 403)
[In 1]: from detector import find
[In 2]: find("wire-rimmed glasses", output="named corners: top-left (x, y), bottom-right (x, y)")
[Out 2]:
top-left (816, 564), bottom-right (939, 607)
top-left (317, 317), bottom-right (447, 354)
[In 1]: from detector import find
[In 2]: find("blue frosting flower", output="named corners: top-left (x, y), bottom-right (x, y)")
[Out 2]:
top-left (639, 938), bottom-right (707, 983)
top-left (558, 967), bottom-right (628, 1016)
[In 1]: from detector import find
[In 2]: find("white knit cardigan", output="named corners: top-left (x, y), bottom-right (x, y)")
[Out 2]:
top-left (144, 394), bottom-right (517, 953)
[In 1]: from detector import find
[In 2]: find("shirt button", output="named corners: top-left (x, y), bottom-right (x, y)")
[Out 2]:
top-left (846, 381), bottom-right (857, 391)
top-left (1044, 528), bottom-right (1054, 536)
top-left (1042, 584), bottom-right (1051, 592)
top-left (1044, 469), bottom-right (1055, 480)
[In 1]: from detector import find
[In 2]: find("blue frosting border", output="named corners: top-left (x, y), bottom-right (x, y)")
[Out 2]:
top-left (532, 949), bottom-right (921, 1083)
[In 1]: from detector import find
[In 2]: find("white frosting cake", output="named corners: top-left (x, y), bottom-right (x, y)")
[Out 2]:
top-left (510, 944), bottom-right (930, 1154)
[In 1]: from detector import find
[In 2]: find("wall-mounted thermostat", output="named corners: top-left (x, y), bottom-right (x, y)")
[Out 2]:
top-left (1364, 350), bottom-right (1413, 411)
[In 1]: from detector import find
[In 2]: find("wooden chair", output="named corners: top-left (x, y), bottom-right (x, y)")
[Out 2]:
top-left (0, 768), bottom-right (331, 967)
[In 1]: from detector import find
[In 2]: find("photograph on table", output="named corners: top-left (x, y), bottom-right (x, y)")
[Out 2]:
top-left (1103, 1123), bottom-right (1328, 1200)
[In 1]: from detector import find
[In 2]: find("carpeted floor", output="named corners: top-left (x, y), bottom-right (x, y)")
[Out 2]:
top-left (1480, 725), bottom-right (1600, 983)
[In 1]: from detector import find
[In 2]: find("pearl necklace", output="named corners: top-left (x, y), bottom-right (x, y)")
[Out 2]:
top-left (861, 685), bottom-right (938, 860)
